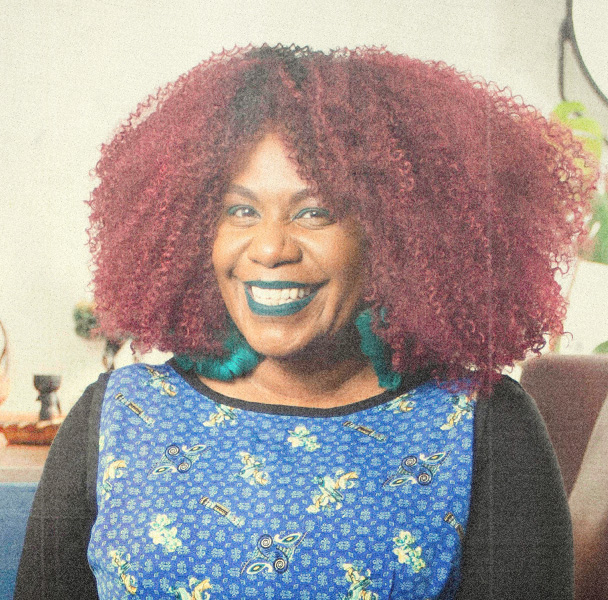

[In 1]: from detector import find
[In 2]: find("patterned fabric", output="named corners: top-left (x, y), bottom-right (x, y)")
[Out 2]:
top-left (88, 363), bottom-right (475, 599)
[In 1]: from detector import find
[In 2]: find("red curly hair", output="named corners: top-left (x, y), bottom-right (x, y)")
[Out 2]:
top-left (89, 44), bottom-right (597, 383)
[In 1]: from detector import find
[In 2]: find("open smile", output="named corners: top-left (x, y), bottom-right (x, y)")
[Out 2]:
top-left (243, 280), bottom-right (323, 316)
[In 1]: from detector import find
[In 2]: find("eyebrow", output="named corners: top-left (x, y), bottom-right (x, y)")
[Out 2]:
top-left (225, 184), bottom-right (257, 202)
top-left (225, 184), bottom-right (317, 204)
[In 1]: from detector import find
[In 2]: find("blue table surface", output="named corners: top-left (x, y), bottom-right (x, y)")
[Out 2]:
top-left (0, 482), bottom-right (37, 600)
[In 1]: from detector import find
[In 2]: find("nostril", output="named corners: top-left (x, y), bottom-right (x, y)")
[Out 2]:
top-left (247, 229), bottom-right (302, 267)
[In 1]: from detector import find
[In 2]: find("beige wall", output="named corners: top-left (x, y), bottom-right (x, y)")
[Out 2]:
top-left (1, 0), bottom-right (603, 413)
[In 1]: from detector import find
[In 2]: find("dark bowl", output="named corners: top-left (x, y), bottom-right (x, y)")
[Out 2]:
top-left (33, 374), bottom-right (62, 393)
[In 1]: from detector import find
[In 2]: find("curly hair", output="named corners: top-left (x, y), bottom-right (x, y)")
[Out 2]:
top-left (89, 44), bottom-right (597, 385)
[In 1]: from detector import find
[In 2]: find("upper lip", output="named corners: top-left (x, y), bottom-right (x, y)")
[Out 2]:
top-left (243, 280), bottom-right (319, 289)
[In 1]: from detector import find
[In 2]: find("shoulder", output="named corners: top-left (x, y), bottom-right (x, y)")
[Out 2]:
top-left (470, 374), bottom-right (558, 480)
top-left (103, 362), bottom-right (176, 388)
top-left (481, 374), bottom-right (535, 410)
top-left (105, 361), bottom-right (154, 382)
top-left (99, 363), bottom-right (165, 403)
top-left (29, 371), bottom-right (112, 522)
top-left (458, 375), bottom-right (573, 598)
top-left (474, 375), bottom-right (548, 440)
top-left (54, 371), bottom-right (111, 449)
top-left (14, 374), bottom-right (108, 599)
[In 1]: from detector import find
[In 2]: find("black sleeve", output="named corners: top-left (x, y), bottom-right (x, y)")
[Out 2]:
top-left (456, 376), bottom-right (574, 600)
top-left (14, 373), bottom-right (108, 600)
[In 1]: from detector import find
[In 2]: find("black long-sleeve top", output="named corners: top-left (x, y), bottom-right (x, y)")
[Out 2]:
top-left (14, 372), bottom-right (573, 599)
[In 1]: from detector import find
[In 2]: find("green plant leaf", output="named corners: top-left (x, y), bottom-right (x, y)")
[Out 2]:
top-left (551, 101), bottom-right (604, 159)
top-left (593, 340), bottom-right (608, 354)
top-left (587, 193), bottom-right (608, 265)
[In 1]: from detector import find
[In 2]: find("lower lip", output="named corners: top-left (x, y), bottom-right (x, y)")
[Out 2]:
top-left (244, 287), bottom-right (319, 317)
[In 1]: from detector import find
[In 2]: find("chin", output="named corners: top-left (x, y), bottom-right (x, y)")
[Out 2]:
top-left (247, 332), bottom-right (313, 359)
top-left (253, 326), bottom-right (352, 362)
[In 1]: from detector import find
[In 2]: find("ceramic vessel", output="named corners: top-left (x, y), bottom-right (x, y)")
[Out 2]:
top-left (33, 374), bottom-right (62, 421)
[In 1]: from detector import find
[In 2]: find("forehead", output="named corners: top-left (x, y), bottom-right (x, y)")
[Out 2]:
top-left (229, 132), bottom-right (310, 194)
top-left (225, 129), bottom-right (352, 219)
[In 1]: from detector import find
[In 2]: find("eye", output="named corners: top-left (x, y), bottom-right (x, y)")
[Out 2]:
top-left (227, 204), bottom-right (258, 218)
top-left (293, 207), bottom-right (334, 226)
top-left (226, 204), bottom-right (257, 217)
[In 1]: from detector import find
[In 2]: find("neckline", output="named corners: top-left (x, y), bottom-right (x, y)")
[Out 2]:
top-left (167, 358), bottom-right (434, 418)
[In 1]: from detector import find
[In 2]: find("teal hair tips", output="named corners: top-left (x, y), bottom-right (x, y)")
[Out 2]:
top-left (355, 308), bottom-right (402, 391)
top-left (176, 310), bottom-right (402, 390)
top-left (175, 319), bottom-right (261, 381)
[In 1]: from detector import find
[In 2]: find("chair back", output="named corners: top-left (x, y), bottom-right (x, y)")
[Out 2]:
top-left (520, 354), bottom-right (608, 495)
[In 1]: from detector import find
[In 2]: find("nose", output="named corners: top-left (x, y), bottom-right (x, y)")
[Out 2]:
top-left (246, 221), bottom-right (302, 268)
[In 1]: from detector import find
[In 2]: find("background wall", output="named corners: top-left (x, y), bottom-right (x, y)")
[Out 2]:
top-left (0, 0), bottom-right (605, 412)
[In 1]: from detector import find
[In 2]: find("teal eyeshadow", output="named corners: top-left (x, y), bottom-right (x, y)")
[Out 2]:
top-left (227, 205), bottom-right (257, 216)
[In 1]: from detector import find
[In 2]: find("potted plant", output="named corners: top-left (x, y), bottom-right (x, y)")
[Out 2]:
top-left (73, 301), bottom-right (128, 371)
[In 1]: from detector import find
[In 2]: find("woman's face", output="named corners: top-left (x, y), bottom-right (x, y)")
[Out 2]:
top-left (212, 132), bottom-right (366, 359)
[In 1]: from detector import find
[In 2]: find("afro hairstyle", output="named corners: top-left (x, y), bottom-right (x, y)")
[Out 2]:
top-left (89, 44), bottom-right (597, 385)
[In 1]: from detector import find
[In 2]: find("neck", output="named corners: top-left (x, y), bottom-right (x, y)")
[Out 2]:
top-left (251, 354), bottom-right (378, 403)
top-left (199, 327), bottom-right (386, 408)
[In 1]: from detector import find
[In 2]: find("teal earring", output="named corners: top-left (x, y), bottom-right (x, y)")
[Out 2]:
top-left (355, 308), bottom-right (402, 391)
top-left (174, 320), bottom-right (261, 381)
top-left (175, 310), bottom-right (401, 390)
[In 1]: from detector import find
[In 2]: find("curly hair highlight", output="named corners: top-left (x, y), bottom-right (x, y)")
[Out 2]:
top-left (88, 44), bottom-right (597, 385)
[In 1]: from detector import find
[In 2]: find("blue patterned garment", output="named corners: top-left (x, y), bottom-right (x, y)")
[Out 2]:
top-left (88, 362), bottom-right (475, 600)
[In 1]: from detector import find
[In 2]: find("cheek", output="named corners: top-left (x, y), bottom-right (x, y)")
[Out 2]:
top-left (332, 234), bottom-right (367, 284)
top-left (211, 227), bottom-right (242, 276)
top-left (210, 240), bottom-right (224, 277)
top-left (322, 237), bottom-right (367, 309)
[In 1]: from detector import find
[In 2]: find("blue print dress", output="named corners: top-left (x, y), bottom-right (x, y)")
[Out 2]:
top-left (88, 362), bottom-right (476, 599)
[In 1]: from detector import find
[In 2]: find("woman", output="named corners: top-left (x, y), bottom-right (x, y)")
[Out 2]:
top-left (16, 45), bottom-right (596, 599)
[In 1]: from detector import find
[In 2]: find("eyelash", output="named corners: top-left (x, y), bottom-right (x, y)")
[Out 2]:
top-left (225, 205), bottom-right (333, 223)
top-left (226, 205), bottom-right (258, 218)
top-left (293, 207), bottom-right (332, 221)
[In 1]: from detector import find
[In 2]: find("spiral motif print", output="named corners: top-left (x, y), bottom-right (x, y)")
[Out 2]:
top-left (88, 362), bottom-right (475, 599)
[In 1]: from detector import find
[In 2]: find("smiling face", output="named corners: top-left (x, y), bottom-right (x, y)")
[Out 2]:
top-left (212, 132), bottom-right (367, 359)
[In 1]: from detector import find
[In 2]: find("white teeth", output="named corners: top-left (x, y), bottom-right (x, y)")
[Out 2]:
top-left (249, 285), bottom-right (313, 306)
